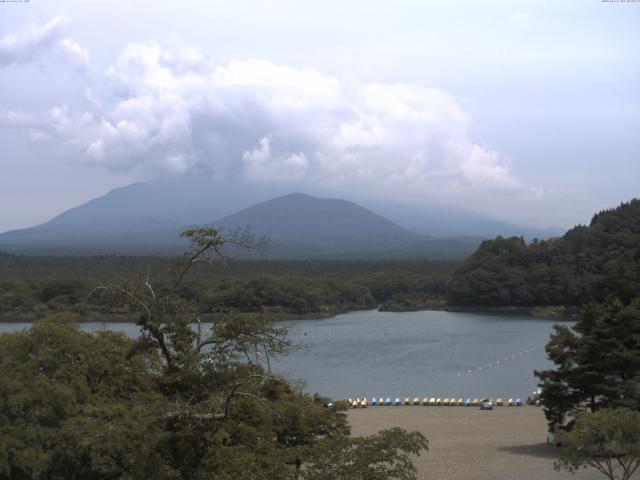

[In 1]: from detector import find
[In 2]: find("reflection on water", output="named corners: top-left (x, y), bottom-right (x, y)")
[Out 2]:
top-left (0, 309), bottom-right (566, 400)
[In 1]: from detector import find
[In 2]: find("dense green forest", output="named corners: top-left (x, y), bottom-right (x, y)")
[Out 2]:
top-left (0, 229), bottom-right (428, 479)
top-left (0, 253), bottom-right (455, 321)
top-left (447, 199), bottom-right (640, 308)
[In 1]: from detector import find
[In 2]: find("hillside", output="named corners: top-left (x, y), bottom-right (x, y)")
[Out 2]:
top-left (447, 199), bottom-right (640, 307)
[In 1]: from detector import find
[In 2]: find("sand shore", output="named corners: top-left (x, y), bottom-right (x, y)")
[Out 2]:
top-left (347, 406), bottom-right (613, 480)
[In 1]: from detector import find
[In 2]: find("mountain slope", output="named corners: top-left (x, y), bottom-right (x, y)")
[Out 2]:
top-left (44, 176), bottom-right (280, 227)
top-left (0, 176), bottom-right (559, 258)
top-left (215, 193), bottom-right (419, 244)
top-left (0, 177), bottom-right (283, 254)
top-left (211, 193), bottom-right (481, 259)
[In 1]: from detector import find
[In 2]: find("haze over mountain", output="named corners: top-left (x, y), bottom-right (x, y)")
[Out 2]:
top-left (360, 199), bottom-right (564, 240)
top-left (0, 177), bottom-right (564, 258)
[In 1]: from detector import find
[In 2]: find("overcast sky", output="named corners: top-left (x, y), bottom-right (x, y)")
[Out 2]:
top-left (0, 0), bottom-right (638, 232)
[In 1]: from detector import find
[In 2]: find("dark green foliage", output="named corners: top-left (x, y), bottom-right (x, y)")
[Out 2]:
top-left (0, 253), bottom-right (457, 319)
top-left (554, 408), bottom-right (640, 480)
top-left (448, 199), bottom-right (640, 307)
top-left (302, 427), bottom-right (428, 480)
top-left (535, 297), bottom-right (640, 430)
top-left (0, 314), bottom-right (166, 480)
top-left (0, 228), bottom-right (428, 479)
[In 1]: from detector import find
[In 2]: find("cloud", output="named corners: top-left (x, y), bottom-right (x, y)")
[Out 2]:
top-left (0, 16), bottom-right (89, 68)
top-left (0, 109), bottom-right (33, 128)
top-left (242, 136), bottom-right (309, 181)
top-left (14, 36), bottom-right (524, 198)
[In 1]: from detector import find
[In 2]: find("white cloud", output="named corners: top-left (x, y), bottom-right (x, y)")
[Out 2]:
top-left (242, 136), bottom-right (308, 181)
top-left (59, 38), bottom-right (91, 66)
top-left (10, 35), bottom-right (525, 198)
top-left (0, 109), bottom-right (33, 128)
top-left (0, 16), bottom-right (89, 68)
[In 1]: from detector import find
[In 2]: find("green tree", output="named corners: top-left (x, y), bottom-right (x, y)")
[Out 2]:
top-left (447, 199), bottom-right (640, 308)
top-left (536, 298), bottom-right (640, 430)
top-left (554, 408), bottom-right (640, 480)
top-left (0, 227), bottom-right (428, 479)
top-left (0, 314), bottom-right (166, 480)
top-left (301, 428), bottom-right (428, 480)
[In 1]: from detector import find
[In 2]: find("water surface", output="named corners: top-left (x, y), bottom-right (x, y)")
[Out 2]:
top-left (275, 309), bottom-right (563, 400)
top-left (1, 309), bottom-right (565, 400)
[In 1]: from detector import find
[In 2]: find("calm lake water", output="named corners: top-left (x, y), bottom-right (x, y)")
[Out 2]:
top-left (0, 309), bottom-right (565, 401)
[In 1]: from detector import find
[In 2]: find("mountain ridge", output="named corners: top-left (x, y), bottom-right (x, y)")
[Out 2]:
top-left (0, 178), bottom-right (564, 259)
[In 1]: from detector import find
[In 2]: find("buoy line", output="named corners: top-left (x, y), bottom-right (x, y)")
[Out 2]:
top-left (455, 346), bottom-right (538, 378)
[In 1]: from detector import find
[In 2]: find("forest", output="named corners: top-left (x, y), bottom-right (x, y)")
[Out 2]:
top-left (1, 199), bottom-right (638, 322)
top-left (447, 199), bottom-right (640, 308)
top-left (0, 254), bottom-right (455, 321)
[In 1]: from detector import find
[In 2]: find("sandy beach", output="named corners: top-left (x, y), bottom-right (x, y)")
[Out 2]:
top-left (348, 406), bottom-right (615, 480)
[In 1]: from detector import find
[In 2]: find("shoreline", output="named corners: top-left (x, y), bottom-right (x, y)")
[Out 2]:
top-left (0, 304), bottom-right (576, 323)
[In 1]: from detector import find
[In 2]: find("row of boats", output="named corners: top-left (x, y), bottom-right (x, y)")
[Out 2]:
top-left (348, 397), bottom-right (523, 407)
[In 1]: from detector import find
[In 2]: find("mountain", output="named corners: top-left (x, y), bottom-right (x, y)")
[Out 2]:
top-left (212, 193), bottom-right (480, 259)
top-left (0, 176), bottom-right (283, 255)
top-left (215, 193), bottom-right (418, 246)
top-left (0, 176), bottom-right (561, 258)
top-left (43, 175), bottom-right (281, 229)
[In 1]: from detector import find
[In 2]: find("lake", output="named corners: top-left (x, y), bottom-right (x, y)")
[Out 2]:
top-left (0, 309), bottom-right (565, 401)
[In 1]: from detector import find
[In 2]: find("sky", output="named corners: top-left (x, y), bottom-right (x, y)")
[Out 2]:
top-left (0, 0), bottom-right (638, 232)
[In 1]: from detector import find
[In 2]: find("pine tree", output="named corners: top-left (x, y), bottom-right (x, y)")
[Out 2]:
top-left (536, 297), bottom-right (640, 431)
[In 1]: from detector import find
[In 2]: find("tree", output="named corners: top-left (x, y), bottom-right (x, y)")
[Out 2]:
top-left (447, 199), bottom-right (640, 308)
top-left (554, 408), bottom-right (640, 480)
top-left (0, 314), bottom-right (166, 480)
top-left (535, 297), bottom-right (640, 430)
top-left (0, 227), bottom-right (429, 479)
top-left (301, 428), bottom-right (428, 480)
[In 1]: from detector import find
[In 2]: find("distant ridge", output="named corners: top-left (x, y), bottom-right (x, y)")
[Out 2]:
top-left (0, 177), bottom-right (562, 258)
top-left (359, 198), bottom-right (565, 240)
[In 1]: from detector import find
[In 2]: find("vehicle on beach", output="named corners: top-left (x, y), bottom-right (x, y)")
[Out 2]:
top-left (479, 399), bottom-right (494, 410)
top-left (526, 388), bottom-right (542, 406)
